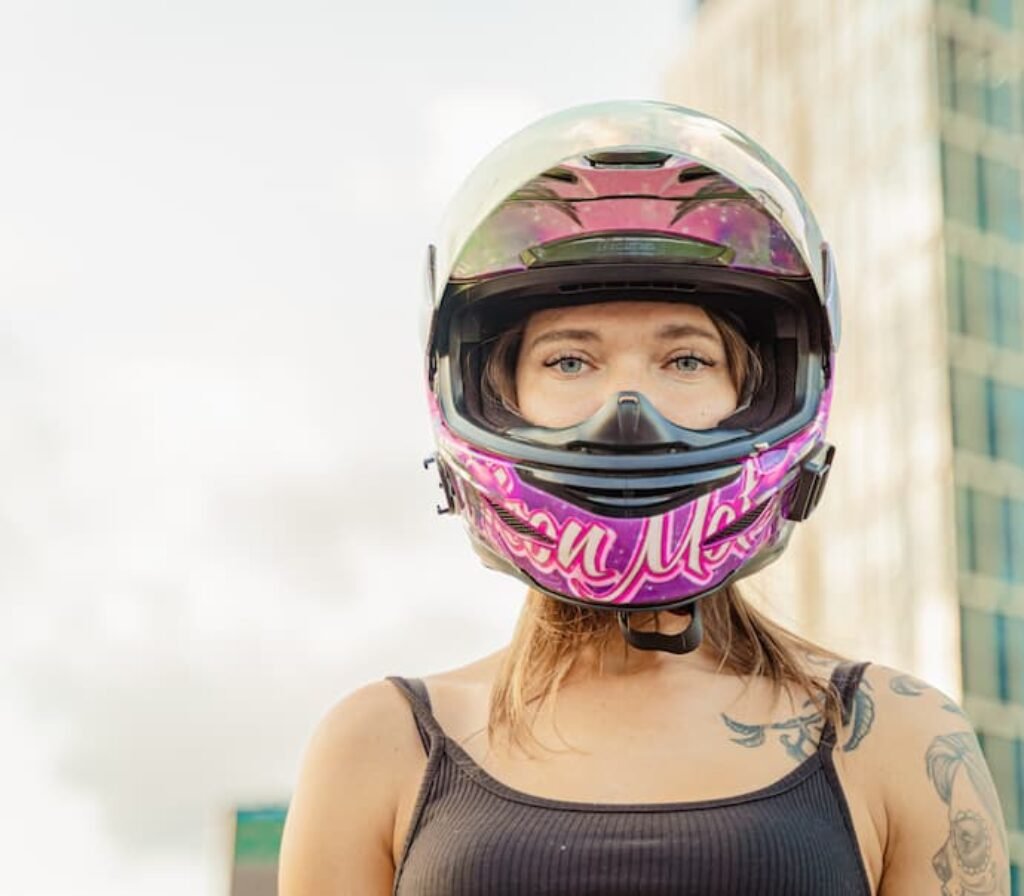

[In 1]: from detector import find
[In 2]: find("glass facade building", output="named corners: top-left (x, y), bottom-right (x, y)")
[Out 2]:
top-left (669, 0), bottom-right (1022, 889)
top-left (939, 1), bottom-right (1024, 891)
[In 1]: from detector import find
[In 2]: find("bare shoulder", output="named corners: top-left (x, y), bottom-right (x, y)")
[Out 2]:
top-left (316, 678), bottom-right (424, 755)
top-left (848, 664), bottom-right (1011, 895)
top-left (854, 663), bottom-right (970, 755)
top-left (278, 680), bottom-right (424, 896)
top-left (419, 650), bottom-right (504, 738)
top-left (840, 663), bottom-right (972, 784)
top-left (294, 679), bottom-right (427, 792)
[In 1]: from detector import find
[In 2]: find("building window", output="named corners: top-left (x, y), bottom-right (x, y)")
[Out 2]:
top-left (986, 78), bottom-right (1015, 130)
top-left (939, 37), bottom-right (957, 110)
top-left (994, 267), bottom-right (1022, 350)
top-left (979, 155), bottom-right (1024, 240)
top-left (979, 732), bottom-right (1021, 830)
top-left (941, 141), bottom-right (981, 227)
top-left (962, 258), bottom-right (999, 342)
top-left (950, 368), bottom-right (991, 455)
top-left (956, 44), bottom-right (986, 121)
top-left (1010, 496), bottom-right (1024, 585)
top-left (961, 606), bottom-right (1001, 699)
top-left (946, 253), bottom-right (966, 333)
top-left (956, 485), bottom-right (975, 573)
top-left (993, 383), bottom-right (1024, 469)
top-left (1017, 739), bottom-right (1024, 832)
top-left (1004, 614), bottom-right (1024, 704)
top-left (986, 0), bottom-right (1015, 28)
top-left (970, 488), bottom-right (1010, 578)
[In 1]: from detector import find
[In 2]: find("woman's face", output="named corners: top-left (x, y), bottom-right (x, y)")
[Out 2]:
top-left (514, 301), bottom-right (739, 430)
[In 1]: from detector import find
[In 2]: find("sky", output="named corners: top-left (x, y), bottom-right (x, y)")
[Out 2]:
top-left (0, 1), bottom-right (695, 892)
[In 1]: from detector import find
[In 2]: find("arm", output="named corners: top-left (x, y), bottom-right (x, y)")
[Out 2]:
top-left (871, 671), bottom-right (1011, 895)
top-left (278, 681), bottom-right (424, 896)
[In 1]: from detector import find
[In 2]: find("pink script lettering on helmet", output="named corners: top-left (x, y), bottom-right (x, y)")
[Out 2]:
top-left (463, 457), bottom-right (779, 605)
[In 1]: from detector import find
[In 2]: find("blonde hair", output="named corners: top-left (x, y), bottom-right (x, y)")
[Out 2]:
top-left (481, 303), bottom-right (843, 750)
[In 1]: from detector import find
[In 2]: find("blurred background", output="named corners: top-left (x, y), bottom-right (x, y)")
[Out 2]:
top-left (1, 0), bottom-right (1021, 893)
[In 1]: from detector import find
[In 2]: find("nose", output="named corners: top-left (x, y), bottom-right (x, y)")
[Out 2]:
top-left (603, 358), bottom-right (654, 399)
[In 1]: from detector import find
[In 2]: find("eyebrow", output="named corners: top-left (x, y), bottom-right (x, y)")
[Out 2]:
top-left (525, 328), bottom-right (601, 353)
top-left (653, 323), bottom-right (720, 343)
top-left (526, 322), bottom-right (719, 353)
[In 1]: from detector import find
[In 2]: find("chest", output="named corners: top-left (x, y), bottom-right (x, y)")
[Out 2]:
top-left (454, 680), bottom-right (826, 805)
top-left (395, 750), bottom-right (871, 896)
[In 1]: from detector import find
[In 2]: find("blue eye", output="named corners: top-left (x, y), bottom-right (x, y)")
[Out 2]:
top-left (545, 356), bottom-right (587, 375)
top-left (672, 354), bottom-right (707, 373)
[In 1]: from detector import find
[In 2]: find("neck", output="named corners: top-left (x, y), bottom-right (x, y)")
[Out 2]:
top-left (570, 610), bottom-right (721, 679)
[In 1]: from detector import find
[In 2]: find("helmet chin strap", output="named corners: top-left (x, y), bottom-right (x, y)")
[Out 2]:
top-left (616, 603), bottom-right (704, 655)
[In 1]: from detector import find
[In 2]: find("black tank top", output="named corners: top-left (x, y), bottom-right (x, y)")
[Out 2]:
top-left (388, 662), bottom-right (873, 896)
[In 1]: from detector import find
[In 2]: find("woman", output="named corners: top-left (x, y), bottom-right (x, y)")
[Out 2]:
top-left (279, 101), bottom-right (1010, 895)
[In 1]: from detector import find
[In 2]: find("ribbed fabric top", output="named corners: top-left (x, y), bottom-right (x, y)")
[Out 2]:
top-left (388, 662), bottom-right (873, 896)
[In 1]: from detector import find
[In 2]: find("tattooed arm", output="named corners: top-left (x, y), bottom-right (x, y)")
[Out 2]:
top-left (872, 670), bottom-right (1010, 896)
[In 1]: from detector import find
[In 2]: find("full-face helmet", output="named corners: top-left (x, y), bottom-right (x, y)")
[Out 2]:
top-left (423, 100), bottom-right (839, 653)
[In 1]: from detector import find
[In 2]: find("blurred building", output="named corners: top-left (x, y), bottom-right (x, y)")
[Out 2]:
top-left (668, 0), bottom-right (1023, 887)
top-left (229, 806), bottom-right (286, 896)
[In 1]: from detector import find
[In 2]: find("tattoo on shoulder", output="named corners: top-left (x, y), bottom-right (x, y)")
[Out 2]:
top-left (722, 678), bottom-right (875, 763)
top-left (926, 731), bottom-right (1010, 895)
top-left (845, 679), bottom-right (875, 751)
top-left (889, 673), bottom-right (966, 717)
top-left (890, 672), bottom-right (929, 696)
top-left (801, 650), bottom-right (838, 669)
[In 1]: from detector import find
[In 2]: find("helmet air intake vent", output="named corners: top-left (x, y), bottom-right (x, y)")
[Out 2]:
top-left (521, 235), bottom-right (734, 268)
top-left (519, 467), bottom-right (741, 519)
top-left (557, 280), bottom-right (700, 295)
top-left (702, 500), bottom-right (769, 546)
top-left (483, 495), bottom-right (557, 546)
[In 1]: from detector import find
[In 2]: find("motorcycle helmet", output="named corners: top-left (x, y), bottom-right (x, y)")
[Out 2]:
top-left (423, 100), bottom-right (839, 654)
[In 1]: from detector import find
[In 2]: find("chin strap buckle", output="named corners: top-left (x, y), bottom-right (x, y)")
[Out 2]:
top-left (617, 602), bottom-right (704, 655)
top-left (423, 454), bottom-right (457, 515)
top-left (785, 442), bottom-right (836, 522)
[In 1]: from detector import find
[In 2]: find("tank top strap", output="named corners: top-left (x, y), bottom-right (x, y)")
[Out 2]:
top-left (817, 660), bottom-right (871, 752)
top-left (387, 676), bottom-right (444, 755)
top-left (812, 660), bottom-right (875, 896)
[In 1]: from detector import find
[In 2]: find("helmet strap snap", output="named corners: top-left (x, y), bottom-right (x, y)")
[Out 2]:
top-left (617, 603), bottom-right (704, 655)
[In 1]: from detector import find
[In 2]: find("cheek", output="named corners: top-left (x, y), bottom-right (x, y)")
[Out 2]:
top-left (661, 377), bottom-right (739, 428)
top-left (706, 379), bottom-right (740, 414)
top-left (514, 366), bottom-right (560, 426)
top-left (515, 367), bottom-right (605, 428)
top-left (513, 364), bottom-right (543, 419)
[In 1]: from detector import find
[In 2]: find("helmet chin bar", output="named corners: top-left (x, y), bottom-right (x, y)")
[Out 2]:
top-left (617, 602), bottom-right (704, 655)
top-left (509, 391), bottom-right (748, 452)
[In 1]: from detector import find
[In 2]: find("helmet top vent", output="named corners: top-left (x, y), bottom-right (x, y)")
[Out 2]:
top-left (541, 166), bottom-right (579, 184)
top-left (585, 150), bottom-right (671, 168)
top-left (677, 164), bottom-right (717, 184)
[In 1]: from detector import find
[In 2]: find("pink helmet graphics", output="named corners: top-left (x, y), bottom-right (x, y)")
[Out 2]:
top-left (423, 101), bottom-right (839, 651)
